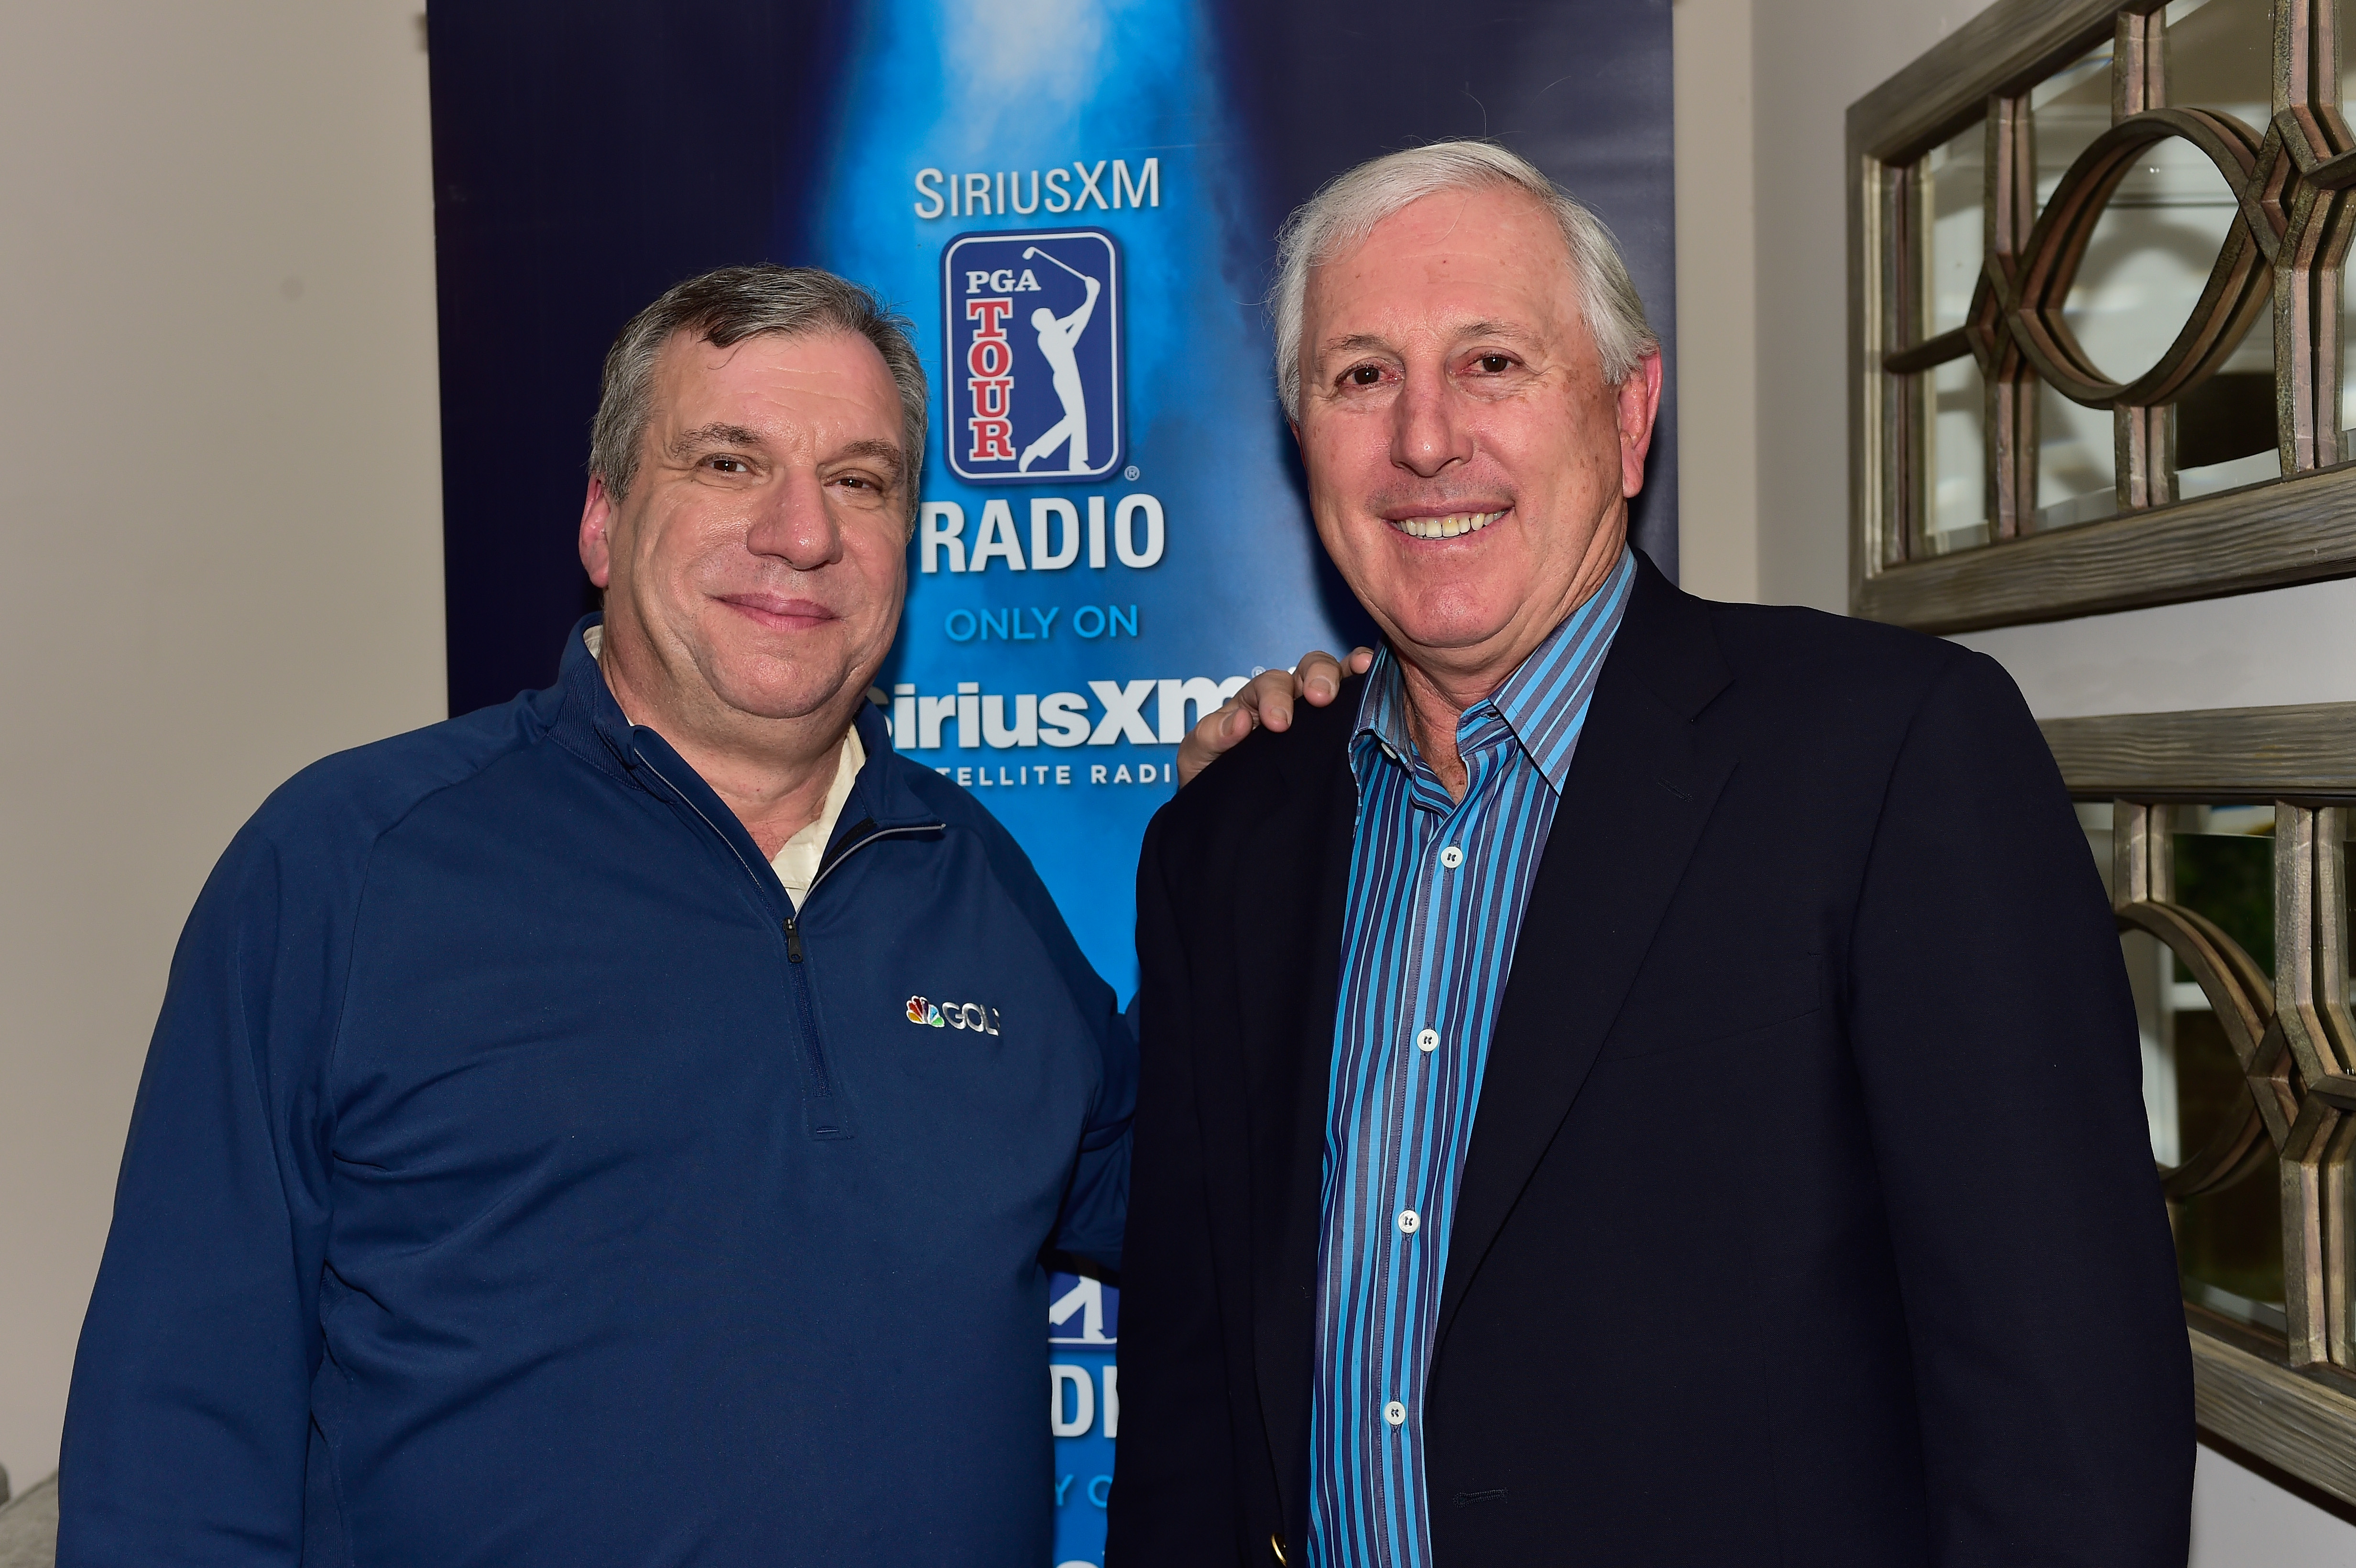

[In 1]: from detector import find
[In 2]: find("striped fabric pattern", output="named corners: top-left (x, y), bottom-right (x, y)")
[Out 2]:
top-left (1306, 548), bottom-right (1636, 1568)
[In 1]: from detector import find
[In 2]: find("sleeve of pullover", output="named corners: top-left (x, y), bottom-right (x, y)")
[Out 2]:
top-left (965, 805), bottom-right (1135, 1273)
top-left (56, 817), bottom-right (346, 1565)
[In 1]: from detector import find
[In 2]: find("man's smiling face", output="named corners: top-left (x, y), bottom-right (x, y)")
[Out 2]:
top-left (579, 327), bottom-right (910, 735)
top-left (1294, 183), bottom-right (1659, 691)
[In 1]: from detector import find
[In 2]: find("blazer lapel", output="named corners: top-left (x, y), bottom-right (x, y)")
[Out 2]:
top-left (1435, 560), bottom-right (1735, 1354)
top-left (1237, 729), bottom-right (1360, 1545)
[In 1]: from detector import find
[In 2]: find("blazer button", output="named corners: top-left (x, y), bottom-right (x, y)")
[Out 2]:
top-left (1270, 1533), bottom-right (1289, 1563)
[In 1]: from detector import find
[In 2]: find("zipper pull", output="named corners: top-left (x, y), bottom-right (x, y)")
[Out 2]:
top-left (783, 917), bottom-right (804, 963)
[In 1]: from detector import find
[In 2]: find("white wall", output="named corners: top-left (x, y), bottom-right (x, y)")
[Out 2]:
top-left (0, 2), bottom-right (446, 1491)
top-left (1672, 0), bottom-right (2356, 1557)
top-left (1671, 0), bottom-right (1760, 604)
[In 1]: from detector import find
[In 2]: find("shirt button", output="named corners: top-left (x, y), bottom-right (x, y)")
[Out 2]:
top-left (1397, 1209), bottom-right (1420, 1235)
top-left (1439, 845), bottom-right (1463, 870)
top-left (1385, 1400), bottom-right (1407, 1427)
top-left (1417, 1028), bottom-right (1439, 1053)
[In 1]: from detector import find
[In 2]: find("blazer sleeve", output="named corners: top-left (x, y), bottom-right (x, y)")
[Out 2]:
top-left (1104, 807), bottom-right (1243, 1565)
top-left (56, 824), bottom-right (341, 1566)
top-left (1845, 651), bottom-right (2194, 1568)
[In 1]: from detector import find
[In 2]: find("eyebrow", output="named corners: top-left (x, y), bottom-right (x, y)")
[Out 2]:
top-left (667, 422), bottom-right (765, 458)
top-left (666, 428), bottom-right (905, 483)
top-left (1450, 318), bottom-right (1536, 345)
top-left (1317, 319), bottom-right (1542, 361)
top-left (827, 437), bottom-right (907, 474)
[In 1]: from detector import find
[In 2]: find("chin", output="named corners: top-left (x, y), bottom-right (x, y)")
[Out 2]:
top-left (714, 679), bottom-right (851, 724)
top-left (1378, 591), bottom-right (1516, 653)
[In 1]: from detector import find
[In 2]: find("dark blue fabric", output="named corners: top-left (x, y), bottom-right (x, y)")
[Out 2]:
top-left (58, 620), bottom-right (1132, 1566)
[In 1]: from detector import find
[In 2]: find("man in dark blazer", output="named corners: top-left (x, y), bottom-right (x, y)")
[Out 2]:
top-left (1109, 142), bottom-right (2192, 1566)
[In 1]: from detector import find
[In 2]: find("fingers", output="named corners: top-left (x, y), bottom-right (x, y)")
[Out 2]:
top-left (1176, 695), bottom-right (1251, 786)
top-left (1174, 667), bottom-right (1298, 785)
top-left (1289, 647), bottom-right (1374, 708)
top-left (1293, 651), bottom-right (1344, 708)
top-left (1175, 647), bottom-right (1376, 787)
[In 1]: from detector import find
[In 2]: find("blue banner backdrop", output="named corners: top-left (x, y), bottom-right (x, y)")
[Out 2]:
top-left (427, 5), bottom-right (1671, 1560)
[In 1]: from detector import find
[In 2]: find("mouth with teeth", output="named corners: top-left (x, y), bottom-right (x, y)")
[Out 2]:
top-left (1388, 509), bottom-right (1506, 541)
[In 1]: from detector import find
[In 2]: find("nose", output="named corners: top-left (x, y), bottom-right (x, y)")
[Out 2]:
top-left (744, 468), bottom-right (843, 570)
top-left (1388, 361), bottom-right (1471, 479)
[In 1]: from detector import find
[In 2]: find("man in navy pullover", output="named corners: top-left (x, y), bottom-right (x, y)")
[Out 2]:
top-left (59, 266), bottom-right (1258, 1564)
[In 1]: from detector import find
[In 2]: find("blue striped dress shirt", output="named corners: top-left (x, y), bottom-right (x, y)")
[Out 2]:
top-left (1307, 547), bottom-right (1636, 1568)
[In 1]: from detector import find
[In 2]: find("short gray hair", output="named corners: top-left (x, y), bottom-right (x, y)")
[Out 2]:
top-left (589, 264), bottom-right (929, 523)
top-left (1271, 140), bottom-right (1658, 419)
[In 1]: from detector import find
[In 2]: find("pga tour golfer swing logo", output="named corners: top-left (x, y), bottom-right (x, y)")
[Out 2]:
top-left (942, 229), bottom-right (1123, 483)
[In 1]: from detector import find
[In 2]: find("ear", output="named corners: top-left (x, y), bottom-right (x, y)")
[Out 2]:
top-left (579, 476), bottom-right (619, 588)
top-left (1616, 349), bottom-right (1665, 499)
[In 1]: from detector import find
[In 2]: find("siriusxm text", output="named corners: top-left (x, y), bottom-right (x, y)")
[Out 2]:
top-left (888, 677), bottom-right (1248, 750)
top-left (913, 159), bottom-right (1160, 220)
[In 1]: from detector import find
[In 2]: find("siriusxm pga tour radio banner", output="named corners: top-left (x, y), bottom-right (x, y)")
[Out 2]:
top-left (429, 4), bottom-right (1672, 1561)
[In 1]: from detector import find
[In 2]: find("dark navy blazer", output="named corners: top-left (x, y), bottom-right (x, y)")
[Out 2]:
top-left (1109, 554), bottom-right (2193, 1567)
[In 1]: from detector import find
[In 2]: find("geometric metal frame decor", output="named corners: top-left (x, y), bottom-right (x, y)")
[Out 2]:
top-left (2042, 702), bottom-right (2356, 1499)
top-left (1850, 0), bottom-right (2356, 633)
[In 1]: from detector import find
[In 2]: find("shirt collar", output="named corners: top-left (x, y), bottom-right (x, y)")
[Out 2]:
top-left (1351, 545), bottom-right (1637, 797)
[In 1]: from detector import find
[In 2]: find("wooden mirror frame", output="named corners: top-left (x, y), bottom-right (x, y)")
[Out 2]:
top-left (1850, 0), bottom-right (2356, 633)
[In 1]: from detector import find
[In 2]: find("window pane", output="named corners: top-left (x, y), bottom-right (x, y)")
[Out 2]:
top-left (2037, 381), bottom-right (2117, 526)
top-left (2031, 38), bottom-right (2113, 201)
top-left (2175, 352), bottom-right (2280, 501)
top-left (2078, 800), bottom-right (2280, 1333)
top-left (2080, 804), bottom-right (2188, 1170)
top-left (2032, 42), bottom-right (2122, 527)
top-left (2167, 804), bottom-right (2284, 1334)
top-left (2339, 0), bottom-right (2356, 444)
top-left (1920, 124), bottom-right (1982, 340)
top-left (2061, 144), bottom-right (2240, 390)
top-left (2164, 0), bottom-right (2275, 126)
top-left (2169, 0), bottom-right (2280, 500)
top-left (1925, 357), bottom-right (1988, 553)
top-left (1913, 122), bottom-right (1990, 553)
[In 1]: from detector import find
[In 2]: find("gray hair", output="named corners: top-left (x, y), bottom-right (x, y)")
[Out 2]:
top-left (1271, 140), bottom-right (1658, 419)
top-left (589, 264), bottom-right (929, 525)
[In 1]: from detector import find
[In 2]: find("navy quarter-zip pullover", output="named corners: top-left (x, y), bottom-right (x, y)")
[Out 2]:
top-left (59, 620), bottom-right (1133, 1566)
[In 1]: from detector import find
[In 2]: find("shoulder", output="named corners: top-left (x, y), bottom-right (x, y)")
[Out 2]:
top-left (1686, 593), bottom-right (2012, 723)
top-left (1172, 677), bottom-right (1356, 821)
top-left (234, 687), bottom-right (560, 873)
top-left (1652, 590), bottom-right (2044, 810)
top-left (882, 747), bottom-right (1034, 849)
top-left (1142, 677), bottom-right (1360, 896)
top-left (874, 746), bottom-right (1066, 909)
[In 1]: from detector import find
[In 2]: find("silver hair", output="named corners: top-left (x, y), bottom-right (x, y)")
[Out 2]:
top-left (589, 264), bottom-right (928, 526)
top-left (1270, 140), bottom-right (1658, 420)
